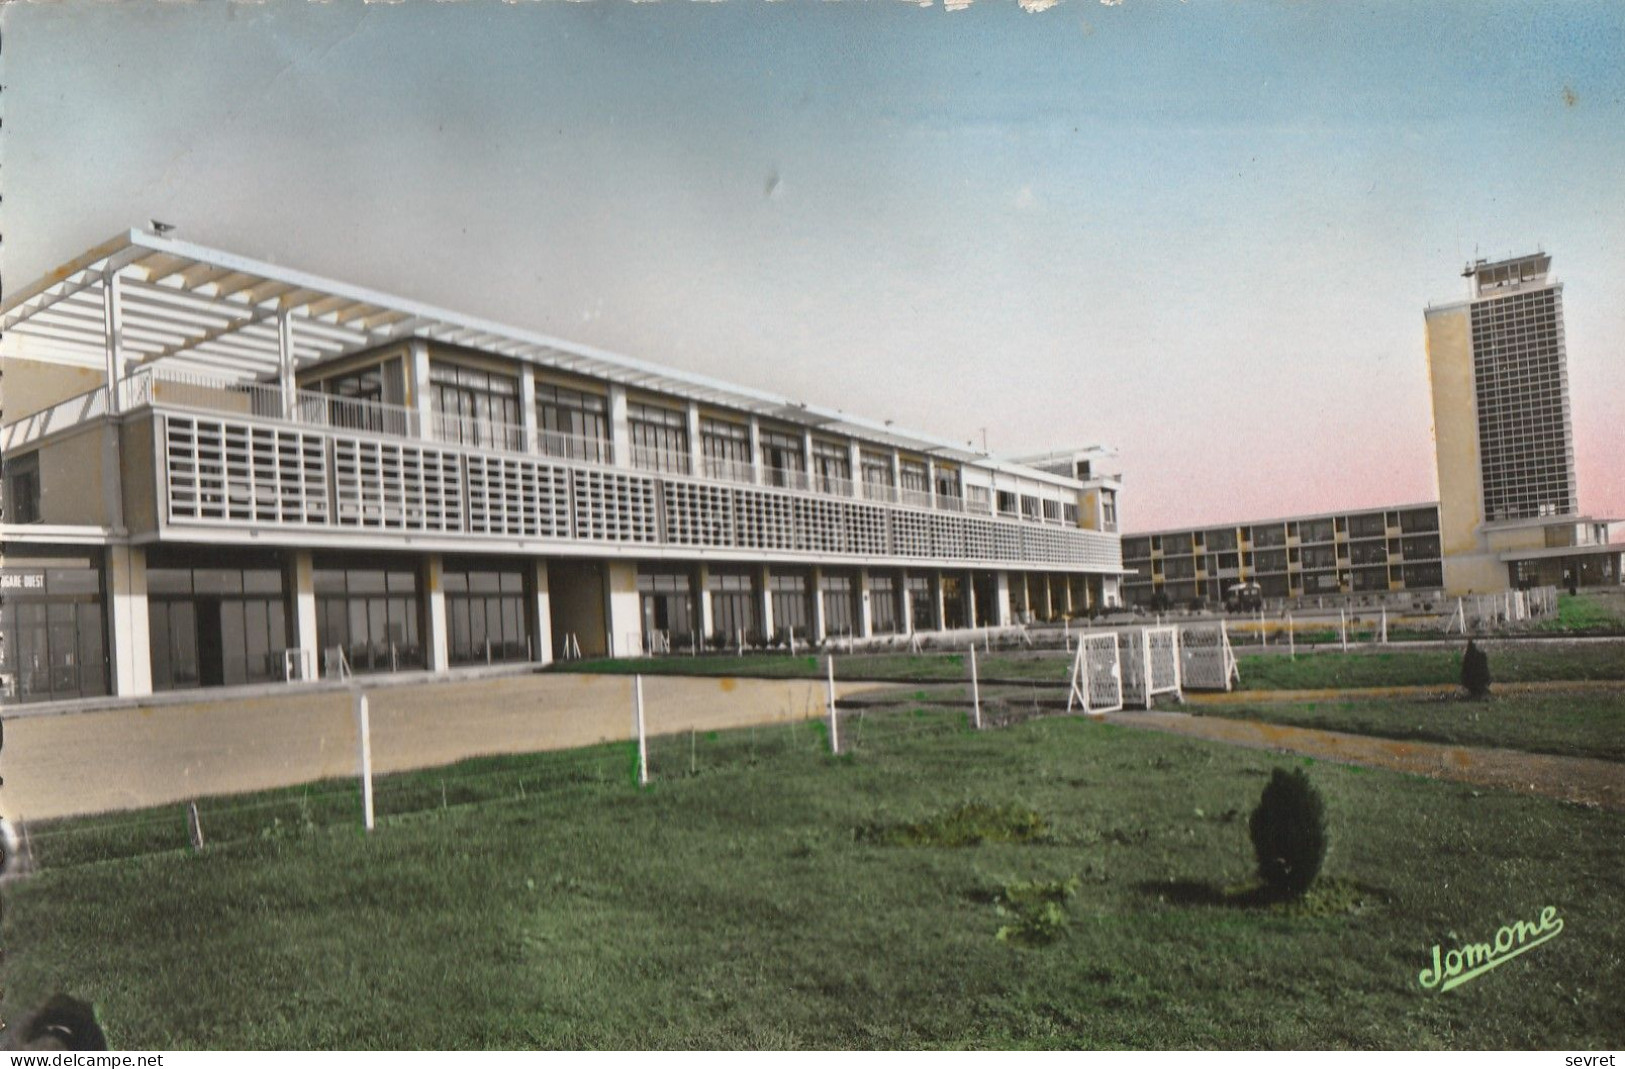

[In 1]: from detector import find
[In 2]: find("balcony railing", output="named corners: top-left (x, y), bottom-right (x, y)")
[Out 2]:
top-left (703, 456), bottom-right (756, 484)
top-left (630, 445), bottom-right (692, 475)
top-left (434, 411), bottom-right (526, 453)
top-left (538, 428), bottom-right (613, 466)
top-left (861, 481), bottom-right (899, 505)
top-left (763, 467), bottom-right (810, 492)
top-left (900, 488), bottom-right (935, 510)
top-left (813, 473), bottom-right (856, 498)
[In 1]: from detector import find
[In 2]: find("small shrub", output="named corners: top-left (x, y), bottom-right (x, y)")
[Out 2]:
top-left (1248, 767), bottom-right (1327, 899)
top-left (994, 876), bottom-right (1080, 947)
top-left (1461, 640), bottom-right (1492, 698)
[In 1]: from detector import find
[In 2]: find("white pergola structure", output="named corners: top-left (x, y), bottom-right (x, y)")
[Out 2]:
top-left (0, 227), bottom-right (1043, 479)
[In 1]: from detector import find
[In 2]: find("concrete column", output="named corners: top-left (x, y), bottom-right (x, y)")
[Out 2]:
top-left (531, 559), bottom-right (553, 666)
top-left (1063, 574), bottom-right (1076, 616)
top-left (857, 569), bottom-right (874, 637)
top-left (811, 565), bottom-right (827, 642)
top-left (849, 440), bottom-right (865, 499)
top-left (103, 271), bottom-right (125, 414)
top-left (696, 563), bottom-right (714, 644)
top-left (803, 428), bottom-right (817, 483)
top-left (687, 401), bottom-right (704, 477)
top-left (965, 571), bottom-right (979, 629)
top-left (1042, 573), bottom-right (1054, 620)
top-left (900, 570), bottom-right (915, 633)
top-left (749, 417), bottom-right (764, 485)
top-left (925, 458), bottom-right (937, 509)
top-left (759, 564), bottom-right (776, 641)
top-left (608, 385), bottom-right (631, 469)
top-left (933, 571), bottom-right (947, 632)
top-left (277, 307), bottom-right (298, 421)
top-left (519, 365), bottom-right (539, 453)
top-left (604, 560), bottom-right (641, 657)
top-left (425, 554), bottom-right (450, 672)
top-left (408, 339), bottom-right (435, 441)
top-left (891, 451), bottom-right (903, 503)
top-left (995, 571), bottom-right (1012, 627)
top-left (106, 544), bottom-right (151, 697)
top-left (292, 551), bottom-right (319, 677)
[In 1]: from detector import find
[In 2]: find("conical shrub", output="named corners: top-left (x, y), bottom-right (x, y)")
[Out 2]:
top-left (1461, 640), bottom-right (1492, 698)
top-left (1249, 767), bottom-right (1327, 898)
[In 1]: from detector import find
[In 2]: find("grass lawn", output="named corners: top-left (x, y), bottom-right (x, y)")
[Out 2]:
top-left (1537, 593), bottom-right (1625, 635)
top-left (1196, 689), bottom-right (1625, 764)
top-left (566, 643), bottom-right (1625, 693)
top-left (1231, 643), bottom-right (1625, 691)
top-left (4, 711), bottom-right (1620, 1049)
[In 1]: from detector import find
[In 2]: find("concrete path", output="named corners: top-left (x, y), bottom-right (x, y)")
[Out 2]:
top-left (1104, 709), bottom-right (1625, 810)
top-left (1, 673), bottom-right (887, 822)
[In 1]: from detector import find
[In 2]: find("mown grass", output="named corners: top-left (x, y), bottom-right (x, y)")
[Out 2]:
top-left (1537, 593), bottom-right (1625, 635)
top-left (3, 711), bottom-right (1621, 1049)
top-left (1231, 643), bottom-right (1625, 691)
top-left (1198, 690), bottom-right (1625, 764)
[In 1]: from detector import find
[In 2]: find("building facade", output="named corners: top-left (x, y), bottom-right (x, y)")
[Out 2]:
top-left (1121, 503), bottom-right (1445, 608)
top-left (1122, 252), bottom-right (1620, 602)
top-left (1424, 253), bottom-right (1619, 593)
top-left (0, 230), bottom-right (1125, 704)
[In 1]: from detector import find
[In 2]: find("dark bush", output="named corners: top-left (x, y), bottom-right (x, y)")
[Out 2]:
top-left (1249, 767), bottom-right (1328, 898)
top-left (1461, 639), bottom-right (1492, 698)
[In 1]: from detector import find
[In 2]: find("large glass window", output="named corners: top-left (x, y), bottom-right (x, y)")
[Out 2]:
top-left (315, 566), bottom-right (423, 675)
top-left (147, 564), bottom-right (288, 690)
top-left (628, 402), bottom-right (690, 474)
top-left (869, 574), bottom-right (900, 634)
top-left (770, 572), bottom-right (811, 642)
top-left (760, 430), bottom-right (805, 487)
top-left (0, 565), bottom-right (106, 702)
top-left (443, 563), bottom-right (530, 665)
top-left (899, 459), bottom-right (930, 494)
top-left (821, 573), bottom-right (855, 637)
top-left (638, 568), bottom-right (697, 652)
top-left (906, 575), bottom-right (937, 630)
top-left (313, 359), bottom-right (408, 435)
top-left (707, 569), bottom-right (759, 646)
top-left (431, 363), bottom-right (522, 450)
top-left (860, 450), bottom-right (895, 501)
top-left (812, 440), bottom-right (852, 494)
top-left (535, 383), bottom-right (610, 463)
top-left (701, 418), bottom-right (752, 482)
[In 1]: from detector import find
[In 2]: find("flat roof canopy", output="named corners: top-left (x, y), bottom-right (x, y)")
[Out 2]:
top-left (0, 229), bottom-right (1087, 484)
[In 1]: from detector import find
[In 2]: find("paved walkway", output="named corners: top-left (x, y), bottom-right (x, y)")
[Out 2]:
top-left (1, 673), bottom-right (887, 822)
top-left (1104, 709), bottom-right (1624, 810)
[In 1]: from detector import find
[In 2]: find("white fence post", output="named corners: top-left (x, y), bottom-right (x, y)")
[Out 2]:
top-left (1287, 613), bottom-right (1295, 660)
top-left (1380, 607), bottom-right (1389, 644)
top-left (1339, 608), bottom-right (1348, 652)
top-left (969, 644), bottom-right (982, 730)
top-left (1258, 607), bottom-right (1266, 646)
top-left (355, 690), bottom-right (375, 832)
top-left (826, 655), bottom-right (839, 754)
top-left (634, 674), bottom-right (648, 786)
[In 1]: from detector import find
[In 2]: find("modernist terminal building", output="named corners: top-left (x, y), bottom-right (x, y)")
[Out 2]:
top-left (1123, 252), bottom-right (1620, 607)
top-left (0, 230), bottom-right (1124, 704)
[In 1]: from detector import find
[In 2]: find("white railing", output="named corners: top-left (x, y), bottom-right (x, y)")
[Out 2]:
top-left (937, 494), bottom-right (965, 513)
top-left (537, 428), bottom-right (613, 465)
top-left (763, 467), bottom-right (811, 492)
top-left (861, 481), bottom-right (899, 505)
top-left (814, 474), bottom-right (857, 498)
top-left (703, 456), bottom-right (756, 484)
top-left (900, 488), bottom-right (935, 510)
top-left (119, 367), bottom-right (425, 440)
top-left (433, 411), bottom-right (526, 452)
top-left (630, 445), bottom-right (692, 475)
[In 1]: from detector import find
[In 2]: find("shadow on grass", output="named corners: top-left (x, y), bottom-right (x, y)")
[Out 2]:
top-left (1134, 876), bottom-right (1391, 916)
